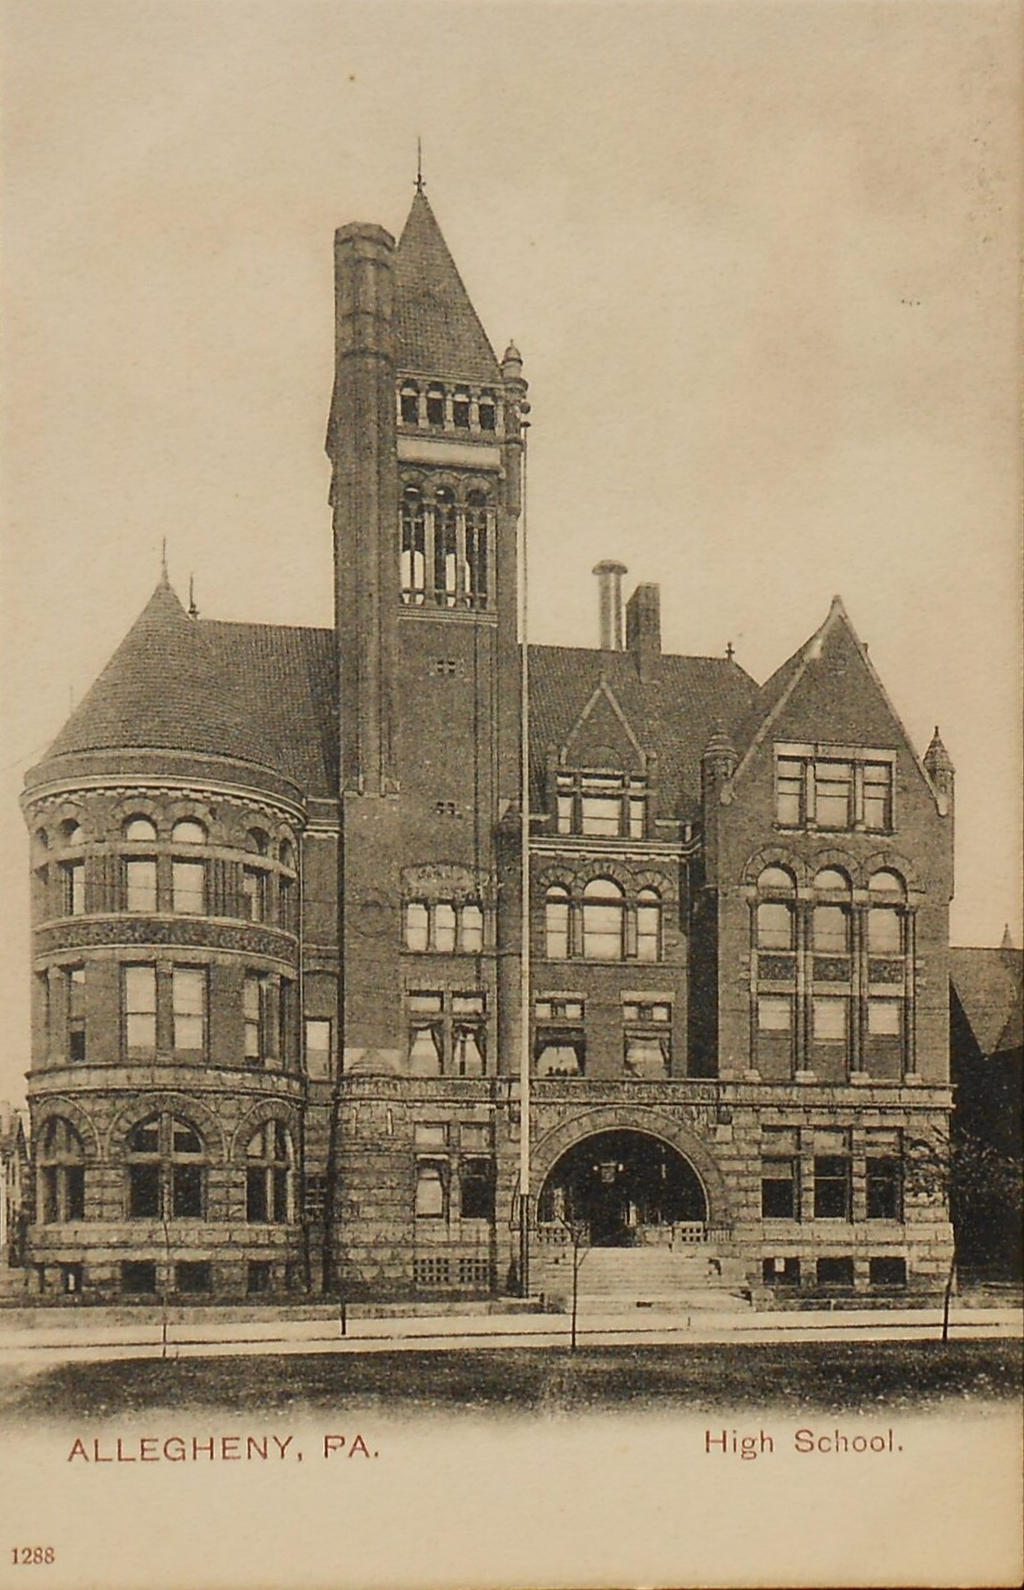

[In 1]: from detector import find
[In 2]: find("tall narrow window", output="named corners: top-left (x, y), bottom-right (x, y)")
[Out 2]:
top-left (61, 861), bottom-right (85, 917)
top-left (243, 974), bottom-right (266, 1065)
top-left (434, 901), bottom-right (457, 953)
top-left (125, 858), bottom-right (157, 913)
top-left (172, 966), bottom-right (206, 1052)
top-left (242, 867), bottom-right (266, 923)
top-left (172, 859), bottom-right (205, 915)
top-left (465, 491), bottom-right (489, 606)
top-left (39, 1117), bottom-right (86, 1223)
top-left (636, 889), bottom-right (661, 963)
top-left (582, 878), bottom-right (624, 960)
top-left (866, 1156), bottom-right (903, 1220)
top-left (776, 759), bottom-right (804, 825)
top-left (67, 966), bottom-right (86, 1061)
top-left (545, 886), bottom-right (571, 959)
top-left (400, 383), bottom-right (420, 424)
top-left (415, 1162), bottom-right (446, 1217)
top-left (408, 993), bottom-right (443, 1076)
top-left (477, 392), bottom-right (496, 431)
top-left (814, 761), bottom-right (853, 828)
top-left (400, 486), bottom-right (426, 604)
top-left (426, 385), bottom-right (445, 426)
top-left (452, 994), bottom-right (485, 1076)
top-left (123, 965), bottom-right (157, 1050)
top-left (404, 901), bottom-right (429, 951)
top-left (813, 1134), bottom-right (851, 1219)
top-left (460, 902), bottom-right (484, 953)
top-left (246, 1122), bottom-right (292, 1223)
top-left (433, 487), bottom-right (458, 606)
top-left (863, 763), bottom-right (893, 830)
top-left (452, 390), bottom-right (471, 428)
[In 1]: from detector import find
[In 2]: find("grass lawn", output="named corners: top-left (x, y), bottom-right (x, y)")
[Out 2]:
top-left (2, 1339), bottom-right (1020, 1421)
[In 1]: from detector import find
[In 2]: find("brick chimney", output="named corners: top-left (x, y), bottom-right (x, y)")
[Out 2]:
top-left (593, 561), bottom-right (627, 650)
top-left (626, 583), bottom-right (661, 682)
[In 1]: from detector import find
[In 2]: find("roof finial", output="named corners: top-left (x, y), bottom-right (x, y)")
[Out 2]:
top-left (160, 537), bottom-right (168, 585)
top-left (726, 641), bottom-right (735, 662)
top-left (415, 137), bottom-right (424, 194)
top-left (188, 574), bottom-right (199, 620)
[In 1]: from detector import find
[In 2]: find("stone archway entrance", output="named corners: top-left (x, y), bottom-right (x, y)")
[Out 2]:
top-left (537, 1129), bottom-right (707, 1248)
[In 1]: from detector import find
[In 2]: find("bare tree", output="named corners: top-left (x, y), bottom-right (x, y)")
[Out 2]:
top-left (905, 1132), bottom-right (1022, 1342)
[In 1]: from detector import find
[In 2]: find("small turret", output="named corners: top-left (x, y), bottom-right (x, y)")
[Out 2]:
top-left (701, 725), bottom-right (738, 802)
top-left (924, 725), bottom-right (954, 815)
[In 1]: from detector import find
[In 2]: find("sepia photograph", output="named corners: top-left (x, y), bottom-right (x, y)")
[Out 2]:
top-left (0, 2), bottom-right (1021, 1587)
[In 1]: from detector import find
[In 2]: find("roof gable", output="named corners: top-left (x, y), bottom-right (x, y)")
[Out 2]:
top-left (732, 597), bottom-right (943, 809)
top-left (950, 947), bottom-right (1024, 1057)
top-left (561, 679), bottom-right (646, 771)
top-left (394, 192), bottom-right (501, 384)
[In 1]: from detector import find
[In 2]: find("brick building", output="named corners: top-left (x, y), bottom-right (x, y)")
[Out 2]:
top-left (20, 188), bottom-right (956, 1304)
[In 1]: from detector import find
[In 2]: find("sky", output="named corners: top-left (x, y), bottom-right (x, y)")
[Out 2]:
top-left (1, 0), bottom-right (1021, 1106)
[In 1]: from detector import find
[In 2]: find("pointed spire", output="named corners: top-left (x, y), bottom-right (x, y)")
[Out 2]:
top-left (1000, 923), bottom-right (1016, 952)
top-left (415, 137), bottom-right (424, 194)
top-left (160, 538), bottom-right (169, 586)
top-left (393, 189), bottom-right (500, 383)
top-left (188, 574), bottom-right (199, 620)
top-left (924, 725), bottom-right (954, 774)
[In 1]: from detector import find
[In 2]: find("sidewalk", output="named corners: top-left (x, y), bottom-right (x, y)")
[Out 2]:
top-left (0, 1300), bottom-right (1020, 1368)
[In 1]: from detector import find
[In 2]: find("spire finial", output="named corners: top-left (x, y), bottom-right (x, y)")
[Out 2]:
top-left (726, 641), bottom-right (735, 662)
top-left (188, 574), bottom-right (199, 620)
top-left (415, 137), bottom-right (424, 194)
top-left (160, 538), bottom-right (168, 585)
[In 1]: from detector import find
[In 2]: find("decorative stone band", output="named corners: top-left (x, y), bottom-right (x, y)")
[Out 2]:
top-left (35, 916), bottom-right (298, 964)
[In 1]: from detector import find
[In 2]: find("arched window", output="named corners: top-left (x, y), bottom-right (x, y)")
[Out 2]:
top-left (755, 865), bottom-right (796, 950)
top-left (279, 839), bottom-right (295, 870)
top-left (400, 485), bottom-right (426, 604)
top-left (433, 487), bottom-right (458, 606)
top-left (813, 868), bottom-right (851, 954)
top-left (126, 1114), bottom-right (205, 1220)
top-left (62, 820), bottom-right (84, 846)
top-left (582, 878), bottom-right (624, 960)
top-left (246, 828), bottom-right (270, 857)
top-left (464, 490), bottom-right (489, 607)
top-left (39, 1117), bottom-right (85, 1223)
top-left (172, 820), bottom-right (206, 844)
top-left (636, 888), bottom-right (661, 963)
top-left (123, 816), bottom-right (157, 841)
top-left (545, 885), bottom-right (571, 960)
top-left (399, 382), bottom-right (420, 425)
top-left (245, 1122), bottom-right (291, 1223)
top-left (868, 870), bottom-right (905, 953)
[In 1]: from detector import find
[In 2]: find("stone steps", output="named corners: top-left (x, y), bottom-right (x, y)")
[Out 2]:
top-left (535, 1245), bottom-right (750, 1310)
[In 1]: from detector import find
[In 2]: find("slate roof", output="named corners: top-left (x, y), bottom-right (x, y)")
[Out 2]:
top-left (393, 192), bottom-right (501, 384)
top-left (950, 948), bottom-right (1024, 1058)
top-left (35, 579), bottom-right (338, 798)
top-left (529, 645), bottom-right (760, 820)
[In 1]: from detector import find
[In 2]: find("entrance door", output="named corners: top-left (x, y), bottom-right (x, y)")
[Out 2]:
top-left (538, 1129), bottom-right (707, 1247)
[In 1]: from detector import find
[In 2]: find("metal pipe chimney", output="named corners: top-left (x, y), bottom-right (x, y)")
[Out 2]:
top-left (593, 561), bottom-right (627, 650)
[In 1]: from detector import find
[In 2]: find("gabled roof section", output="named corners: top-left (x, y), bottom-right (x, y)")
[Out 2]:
top-left (34, 580), bottom-right (338, 798)
top-left (950, 947), bottom-right (1024, 1058)
top-left (394, 191), bottom-right (501, 384)
top-left (561, 678), bottom-right (646, 771)
top-left (529, 646), bottom-right (758, 819)
top-left (731, 596), bottom-right (944, 808)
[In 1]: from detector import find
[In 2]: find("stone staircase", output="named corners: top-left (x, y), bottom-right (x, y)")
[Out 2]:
top-left (536, 1244), bottom-right (750, 1313)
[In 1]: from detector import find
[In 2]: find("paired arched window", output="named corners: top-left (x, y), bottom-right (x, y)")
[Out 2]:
top-left (399, 480), bottom-right (493, 610)
top-left (245, 1122), bottom-right (292, 1223)
top-left (39, 1117), bottom-right (85, 1223)
top-left (126, 1114), bottom-right (205, 1220)
top-left (544, 880), bottom-right (662, 962)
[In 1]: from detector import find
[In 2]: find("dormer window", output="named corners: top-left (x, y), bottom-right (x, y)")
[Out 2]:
top-left (556, 773), bottom-right (646, 838)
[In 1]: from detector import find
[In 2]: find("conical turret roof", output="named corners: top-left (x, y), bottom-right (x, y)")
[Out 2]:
top-left (38, 577), bottom-right (323, 783)
top-left (394, 191), bottom-right (500, 384)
